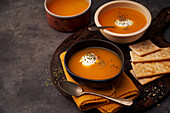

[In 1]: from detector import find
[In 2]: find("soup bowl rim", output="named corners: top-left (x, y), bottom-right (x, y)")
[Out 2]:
top-left (64, 39), bottom-right (124, 82)
top-left (44, 0), bottom-right (92, 19)
top-left (94, 0), bottom-right (152, 37)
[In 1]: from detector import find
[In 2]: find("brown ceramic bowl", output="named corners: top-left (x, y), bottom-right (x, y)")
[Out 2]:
top-left (44, 0), bottom-right (91, 32)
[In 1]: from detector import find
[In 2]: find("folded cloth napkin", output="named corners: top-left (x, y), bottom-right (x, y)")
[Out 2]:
top-left (60, 51), bottom-right (139, 113)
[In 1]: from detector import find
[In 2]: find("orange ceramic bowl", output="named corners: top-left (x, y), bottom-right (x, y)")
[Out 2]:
top-left (44, 0), bottom-right (91, 32)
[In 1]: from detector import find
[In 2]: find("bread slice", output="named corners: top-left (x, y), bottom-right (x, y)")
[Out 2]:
top-left (129, 40), bottom-right (161, 56)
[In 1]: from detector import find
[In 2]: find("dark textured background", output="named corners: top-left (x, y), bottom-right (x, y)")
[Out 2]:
top-left (0, 0), bottom-right (169, 113)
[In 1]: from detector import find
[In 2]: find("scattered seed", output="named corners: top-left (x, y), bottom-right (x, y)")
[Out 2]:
top-left (157, 104), bottom-right (160, 106)
top-left (153, 93), bottom-right (156, 96)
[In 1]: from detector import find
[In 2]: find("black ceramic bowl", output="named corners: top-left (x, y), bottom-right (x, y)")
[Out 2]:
top-left (64, 39), bottom-right (124, 88)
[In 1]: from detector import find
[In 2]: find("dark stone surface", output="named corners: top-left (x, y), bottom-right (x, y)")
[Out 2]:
top-left (0, 0), bottom-right (169, 113)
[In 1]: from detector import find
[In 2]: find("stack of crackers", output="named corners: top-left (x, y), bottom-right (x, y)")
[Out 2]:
top-left (129, 40), bottom-right (170, 85)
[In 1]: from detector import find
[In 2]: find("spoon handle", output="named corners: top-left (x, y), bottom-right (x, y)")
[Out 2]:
top-left (83, 92), bottom-right (133, 106)
top-left (88, 26), bottom-right (115, 31)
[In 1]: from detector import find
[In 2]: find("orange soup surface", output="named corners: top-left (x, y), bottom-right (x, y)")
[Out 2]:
top-left (47, 0), bottom-right (89, 16)
top-left (68, 47), bottom-right (122, 80)
top-left (99, 7), bottom-right (147, 34)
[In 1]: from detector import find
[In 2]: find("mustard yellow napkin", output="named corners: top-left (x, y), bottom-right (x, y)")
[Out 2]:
top-left (60, 51), bottom-right (139, 113)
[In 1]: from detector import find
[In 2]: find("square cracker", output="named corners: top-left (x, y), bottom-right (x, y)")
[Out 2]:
top-left (131, 60), bottom-right (170, 78)
top-left (130, 70), bottom-right (163, 85)
top-left (130, 47), bottom-right (170, 62)
top-left (129, 40), bottom-right (161, 56)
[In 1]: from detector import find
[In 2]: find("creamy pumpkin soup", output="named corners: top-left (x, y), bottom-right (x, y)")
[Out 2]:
top-left (68, 47), bottom-right (122, 80)
top-left (47, 0), bottom-right (89, 16)
top-left (99, 7), bottom-right (147, 34)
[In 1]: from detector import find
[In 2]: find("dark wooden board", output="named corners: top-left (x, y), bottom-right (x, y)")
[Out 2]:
top-left (50, 7), bottom-right (170, 113)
